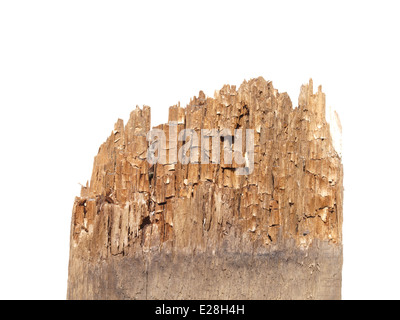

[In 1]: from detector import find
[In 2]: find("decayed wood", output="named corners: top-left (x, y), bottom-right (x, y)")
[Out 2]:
top-left (67, 77), bottom-right (343, 300)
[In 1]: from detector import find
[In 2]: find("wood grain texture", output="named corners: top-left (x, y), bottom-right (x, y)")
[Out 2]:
top-left (67, 77), bottom-right (343, 300)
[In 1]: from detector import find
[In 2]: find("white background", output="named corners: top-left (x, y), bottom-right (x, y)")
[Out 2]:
top-left (0, 0), bottom-right (399, 300)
